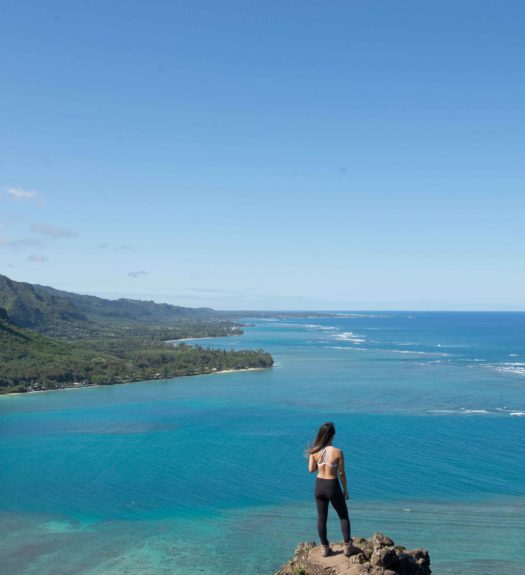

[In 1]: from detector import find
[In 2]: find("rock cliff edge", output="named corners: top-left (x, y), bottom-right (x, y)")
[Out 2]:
top-left (275, 533), bottom-right (431, 575)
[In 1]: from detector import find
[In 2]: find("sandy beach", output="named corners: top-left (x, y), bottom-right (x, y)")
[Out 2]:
top-left (0, 366), bottom-right (269, 397)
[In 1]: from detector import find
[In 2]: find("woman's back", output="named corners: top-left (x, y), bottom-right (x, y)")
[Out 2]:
top-left (313, 445), bottom-right (341, 479)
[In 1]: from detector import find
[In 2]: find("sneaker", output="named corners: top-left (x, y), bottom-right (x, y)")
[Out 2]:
top-left (344, 540), bottom-right (360, 557)
top-left (321, 544), bottom-right (332, 557)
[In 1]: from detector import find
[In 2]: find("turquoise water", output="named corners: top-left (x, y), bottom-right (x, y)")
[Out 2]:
top-left (1, 312), bottom-right (524, 574)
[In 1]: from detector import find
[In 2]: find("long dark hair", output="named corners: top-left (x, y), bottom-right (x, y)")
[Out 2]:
top-left (306, 421), bottom-right (336, 454)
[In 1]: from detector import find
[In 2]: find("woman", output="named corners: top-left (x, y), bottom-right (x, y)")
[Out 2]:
top-left (307, 422), bottom-right (359, 557)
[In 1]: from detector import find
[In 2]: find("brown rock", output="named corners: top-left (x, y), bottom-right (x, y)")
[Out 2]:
top-left (411, 549), bottom-right (431, 568)
top-left (275, 535), bottom-right (430, 575)
top-left (372, 533), bottom-right (395, 548)
top-left (370, 547), bottom-right (398, 570)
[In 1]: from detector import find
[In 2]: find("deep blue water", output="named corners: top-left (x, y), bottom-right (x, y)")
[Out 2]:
top-left (1, 312), bottom-right (524, 574)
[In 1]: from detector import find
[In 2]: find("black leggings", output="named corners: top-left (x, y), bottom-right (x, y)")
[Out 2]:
top-left (314, 477), bottom-right (350, 546)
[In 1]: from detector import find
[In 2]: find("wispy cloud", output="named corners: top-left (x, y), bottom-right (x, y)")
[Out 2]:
top-left (97, 242), bottom-right (134, 250)
top-left (0, 237), bottom-right (44, 249)
top-left (28, 253), bottom-right (48, 262)
top-left (31, 222), bottom-right (75, 238)
top-left (127, 270), bottom-right (148, 278)
top-left (6, 187), bottom-right (39, 201)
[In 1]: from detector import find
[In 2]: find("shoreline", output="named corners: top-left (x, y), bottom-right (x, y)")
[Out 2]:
top-left (167, 332), bottom-right (243, 343)
top-left (169, 336), bottom-right (225, 343)
top-left (0, 366), bottom-right (270, 398)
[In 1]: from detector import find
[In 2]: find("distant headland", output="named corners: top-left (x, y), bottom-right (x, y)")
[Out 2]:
top-left (0, 273), bottom-right (273, 395)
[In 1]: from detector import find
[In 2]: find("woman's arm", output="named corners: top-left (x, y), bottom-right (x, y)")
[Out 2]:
top-left (308, 453), bottom-right (318, 473)
top-left (338, 450), bottom-right (349, 499)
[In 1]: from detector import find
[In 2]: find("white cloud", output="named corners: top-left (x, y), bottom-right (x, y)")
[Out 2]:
top-left (28, 253), bottom-right (49, 262)
top-left (127, 270), bottom-right (148, 278)
top-left (31, 222), bottom-right (75, 238)
top-left (0, 237), bottom-right (43, 249)
top-left (97, 242), bottom-right (134, 250)
top-left (6, 187), bottom-right (39, 201)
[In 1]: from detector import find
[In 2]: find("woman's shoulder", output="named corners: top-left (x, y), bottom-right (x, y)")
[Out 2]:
top-left (331, 446), bottom-right (343, 455)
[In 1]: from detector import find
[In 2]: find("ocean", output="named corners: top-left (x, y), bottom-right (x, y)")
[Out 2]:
top-left (1, 312), bottom-right (524, 575)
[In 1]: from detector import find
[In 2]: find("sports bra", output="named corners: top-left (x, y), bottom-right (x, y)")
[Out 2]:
top-left (317, 445), bottom-right (338, 467)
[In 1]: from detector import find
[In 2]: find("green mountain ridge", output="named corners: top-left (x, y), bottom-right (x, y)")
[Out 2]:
top-left (0, 274), bottom-right (217, 336)
top-left (36, 282), bottom-right (215, 323)
top-left (0, 274), bottom-right (87, 333)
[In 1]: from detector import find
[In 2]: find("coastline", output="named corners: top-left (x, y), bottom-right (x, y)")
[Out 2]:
top-left (0, 366), bottom-right (269, 398)
top-left (168, 336), bottom-right (224, 343)
top-left (167, 332), bottom-right (242, 343)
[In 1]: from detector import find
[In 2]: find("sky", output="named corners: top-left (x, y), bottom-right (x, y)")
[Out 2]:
top-left (1, 0), bottom-right (524, 310)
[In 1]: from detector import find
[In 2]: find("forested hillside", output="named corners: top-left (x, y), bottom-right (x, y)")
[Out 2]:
top-left (0, 311), bottom-right (273, 394)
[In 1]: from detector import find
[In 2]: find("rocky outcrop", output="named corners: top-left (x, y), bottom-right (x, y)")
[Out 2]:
top-left (275, 533), bottom-right (431, 575)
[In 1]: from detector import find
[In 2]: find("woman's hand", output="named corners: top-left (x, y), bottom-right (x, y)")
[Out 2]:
top-left (344, 491), bottom-right (349, 500)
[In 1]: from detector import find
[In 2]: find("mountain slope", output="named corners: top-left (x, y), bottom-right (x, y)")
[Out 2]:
top-left (0, 274), bottom-right (217, 335)
top-left (0, 274), bottom-right (86, 331)
top-left (36, 283), bottom-right (215, 323)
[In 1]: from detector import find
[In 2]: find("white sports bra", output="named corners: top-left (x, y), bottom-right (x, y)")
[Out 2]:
top-left (318, 446), bottom-right (338, 467)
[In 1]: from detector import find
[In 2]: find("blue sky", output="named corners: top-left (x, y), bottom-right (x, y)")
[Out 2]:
top-left (1, 1), bottom-right (524, 310)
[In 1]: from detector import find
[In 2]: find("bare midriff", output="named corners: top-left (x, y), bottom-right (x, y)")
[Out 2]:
top-left (317, 468), bottom-right (339, 480)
